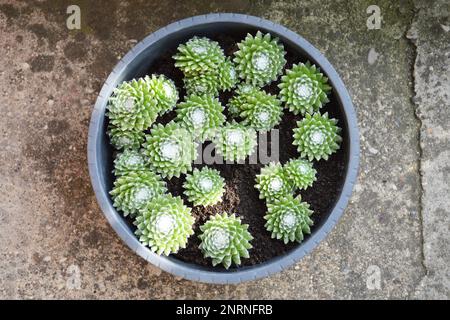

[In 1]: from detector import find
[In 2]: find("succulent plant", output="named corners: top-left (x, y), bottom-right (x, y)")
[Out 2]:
top-left (278, 62), bottom-right (331, 115)
top-left (173, 37), bottom-right (225, 75)
top-left (142, 122), bottom-right (198, 178)
top-left (214, 121), bottom-right (257, 162)
top-left (175, 94), bottom-right (225, 142)
top-left (134, 195), bottom-right (194, 255)
top-left (110, 170), bottom-right (167, 217)
top-left (105, 31), bottom-right (341, 261)
top-left (283, 158), bottom-right (317, 190)
top-left (227, 83), bottom-right (257, 117)
top-left (229, 87), bottom-right (283, 131)
top-left (234, 31), bottom-right (286, 87)
top-left (293, 112), bottom-right (342, 161)
top-left (113, 149), bottom-right (147, 176)
top-left (218, 57), bottom-right (238, 91)
top-left (183, 58), bottom-right (237, 96)
top-left (184, 72), bottom-right (220, 97)
top-left (255, 162), bottom-right (293, 201)
top-left (107, 77), bottom-right (158, 131)
top-left (147, 74), bottom-right (179, 114)
top-left (107, 125), bottom-right (145, 150)
top-left (265, 195), bottom-right (314, 244)
top-left (199, 213), bottom-right (253, 269)
top-left (183, 167), bottom-right (225, 207)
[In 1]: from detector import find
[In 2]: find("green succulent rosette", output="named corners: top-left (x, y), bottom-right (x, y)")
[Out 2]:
top-left (107, 125), bottom-right (145, 150)
top-left (255, 162), bottom-right (293, 201)
top-left (184, 72), bottom-right (220, 97)
top-left (173, 37), bottom-right (225, 75)
top-left (227, 83), bottom-right (257, 117)
top-left (113, 149), bottom-right (147, 176)
top-left (213, 121), bottom-right (257, 162)
top-left (147, 74), bottom-right (179, 114)
top-left (278, 62), bottom-right (331, 115)
top-left (265, 195), bottom-right (314, 244)
top-left (134, 195), bottom-right (194, 255)
top-left (231, 87), bottom-right (283, 131)
top-left (183, 167), bottom-right (225, 207)
top-left (234, 31), bottom-right (286, 87)
top-left (218, 57), bottom-right (238, 91)
top-left (293, 112), bottom-right (342, 161)
top-left (283, 158), bottom-right (317, 190)
top-left (175, 94), bottom-right (225, 141)
top-left (107, 77), bottom-right (158, 131)
top-left (109, 170), bottom-right (167, 217)
top-left (199, 213), bottom-right (253, 269)
top-left (142, 122), bottom-right (198, 178)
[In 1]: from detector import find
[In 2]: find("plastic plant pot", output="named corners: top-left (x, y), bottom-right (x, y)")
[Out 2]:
top-left (87, 13), bottom-right (360, 284)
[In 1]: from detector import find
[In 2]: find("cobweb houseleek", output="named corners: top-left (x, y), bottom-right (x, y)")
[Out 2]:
top-left (283, 158), bottom-right (317, 190)
top-left (110, 170), bottom-right (167, 217)
top-left (183, 167), bottom-right (225, 207)
top-left (293, 112), bottom-right (342, 161)
top-left (134, 195), bottom-right (194, 255)
top-left (213, 121), bottom-right (257, 162)
top-left (143, 122), bottom-right (198, 178)
top-left (175, 94), bottom-right (225, 142)
top-left (199, 213), bottom-right (253, 269)
top-left (265, 195), bottom-right (314, 244)
top-left (234, 31), bottom-right (286, 87)
top-left (279, 62), bottom-right (331, 115)
top-left (255, 162), bottom-right (293, 201)
top-left (107, 77), bottom-right (159, 131)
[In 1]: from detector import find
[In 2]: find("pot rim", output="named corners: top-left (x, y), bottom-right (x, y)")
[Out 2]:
top-left (87, 13), bottom-right (360, 284)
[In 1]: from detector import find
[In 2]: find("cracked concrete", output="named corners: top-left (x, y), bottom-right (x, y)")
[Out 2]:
top-left (407, 0), bottom-right (450, 299)
top-left (0, 0), bottom-right (448, 299)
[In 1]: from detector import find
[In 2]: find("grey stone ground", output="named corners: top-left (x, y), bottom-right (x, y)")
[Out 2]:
top-left (0, 0), bottom-right (448, 299)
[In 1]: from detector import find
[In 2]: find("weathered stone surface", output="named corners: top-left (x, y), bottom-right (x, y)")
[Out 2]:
top-left (0, 0), bottom-right (447, 299)
top-left (409, 0), bottom-right (450, 300)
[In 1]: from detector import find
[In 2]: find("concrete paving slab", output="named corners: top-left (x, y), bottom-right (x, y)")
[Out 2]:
top-left (0, 0), bottom-right (447, 299)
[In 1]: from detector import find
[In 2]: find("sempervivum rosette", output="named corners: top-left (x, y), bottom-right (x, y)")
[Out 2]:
top-left (147, 74), bottom-right (179, 114)
top-left (113, 149), bottom-right (147, 176)
top-left (184, 73), bottom-right (220, 97)
top-left (183, 167), bottom-right (225, 207)
top-left (214, 121), bottom-right (257, 162)
top-left (231, 87), bottom-right (283, 131)
top-left (107, 125), bottom-right (144, 150)
top-left (255, 162), bottom-right (293, 201)
top-left (293, 112), bottom-right (342, 161)
top-left (134, 195), bottom-right (194, 255)
top-left (109, 170), bottom-right (167, 217)
top-left (175, 94), bottom-right (225, 141)
top-left (234, 31), bottom-right (286, 87)
top-left (143, 122), bottom-right (198, 178)
top-left (283, 158), bottom-right (317, 190)
top-left (218, 57), bottom-right (238, 91)
top-left (227, 83), bottom-right (256, 117)
top-left (278, 62), bottom-right (331, 115)
top-left (265, 195), bottom-right (314, 244)
top-left (199, 213), bottom-right (253, 269)
top-left (107, 77), bottom-right (158, 131)
top-left (173, 37), bottom-right (225, 76)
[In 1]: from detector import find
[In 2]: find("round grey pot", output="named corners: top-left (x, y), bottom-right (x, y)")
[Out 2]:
top-left (87, 13), bottom-right (360, 284)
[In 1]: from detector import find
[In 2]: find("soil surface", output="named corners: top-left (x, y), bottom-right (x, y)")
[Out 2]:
top-left (121, 33), bottom-right (348, 269)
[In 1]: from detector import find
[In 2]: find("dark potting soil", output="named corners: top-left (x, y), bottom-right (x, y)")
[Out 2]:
top-left (122, 32), bottom-right (348, 269)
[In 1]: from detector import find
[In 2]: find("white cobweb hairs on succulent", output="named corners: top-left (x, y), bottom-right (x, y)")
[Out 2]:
top-left (159, 139), bottom-right (182, 161)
